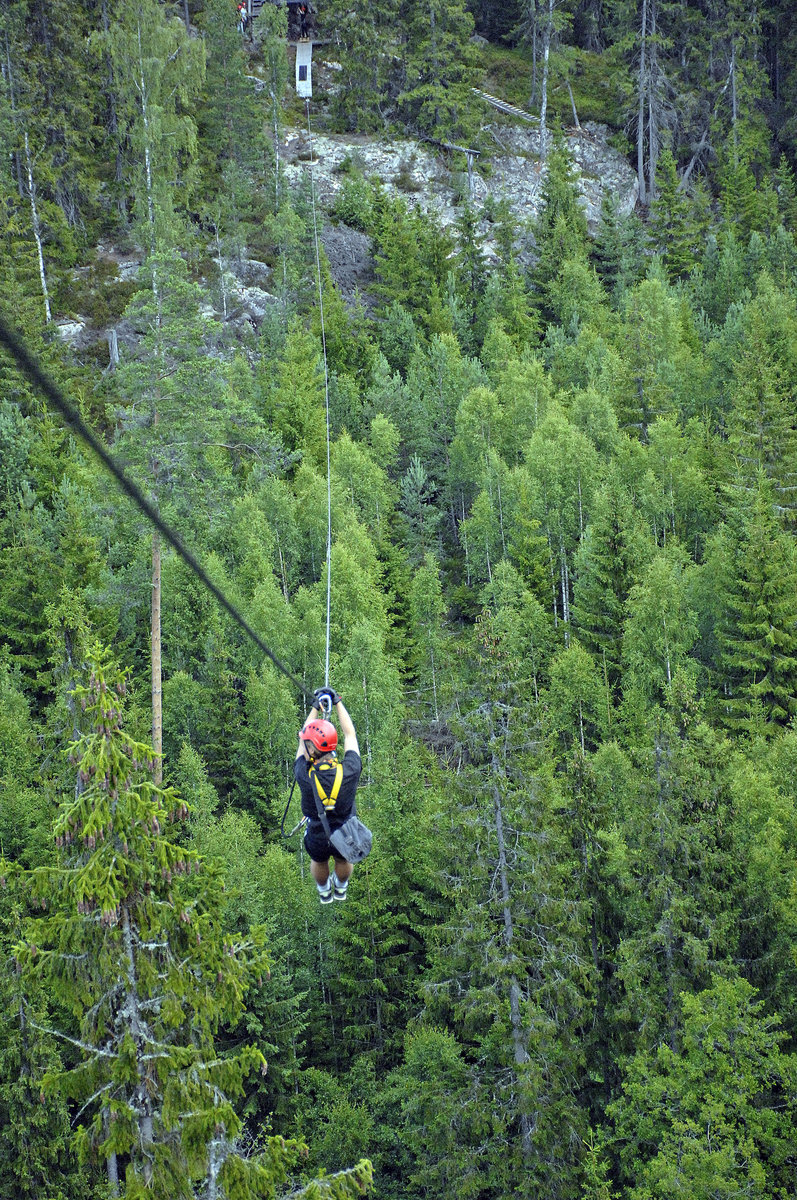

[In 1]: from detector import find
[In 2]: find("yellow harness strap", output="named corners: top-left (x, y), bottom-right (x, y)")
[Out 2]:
top-left (309, 760), bottom-right (343, 811)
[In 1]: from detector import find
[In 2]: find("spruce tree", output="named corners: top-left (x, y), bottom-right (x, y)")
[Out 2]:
top-left (326, 0), bottom-right (401, 131)
top-left (407, 553), bottom-right (447, 721)
top-left (726, 277), bottom-right (797, 523)
top-left (773, 153), bottom-right (797, 230)
top-left (610, 976), bottom-right (797, 1199)
top-left (614, 268), bottom-right (692, 436)
top-left (593, 191), bottom-right (646, 301)
top-left (715, 483), bottom-right (797, 730)
top-left (396, 0), bottom-right (480, 142)
top-left (530, 137), bottom-right (590, 308)
top-left (452, 205), bottom-right (488, 351)
top-left (572, 481), bottom-right (650, 698)
top-left (0, 871), bottom-right (89, 1200)
top-left (16, 648), bottom-right (373, 1198)
top-left (422, 606), bottom-right (592, 1198)
top-left (689, 231), bottom-right (747, 325)
top-left (197, 0), bottom-right (274, 191)
top-left (647, 148), bottom-right (703, 281)
top-left (609, 700), bottom-right (737, 1056)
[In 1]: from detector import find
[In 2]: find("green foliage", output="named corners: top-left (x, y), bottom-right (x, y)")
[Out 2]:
top-left (16, 650), bottom-right (284, 1195)
top-left (4, 3), bottom-right (797, 1192)
top-left (531, 139), bottom-right (590, 307)
top-left (611, 976), bottom-right (797, 1199)
top-left (726, 277), bottom-right (797, 518)
top-left (622, 543), bottom-right (698, 704)
top-left (102, 0), bottom-right (205, 240)
top-left (0, 871), bottom-right (89, 1200)
top-left (713, 484), bottom-right (797, 730)
top-left (593, 192), bottom-right (646, 299)
top-left (648, 150), bottom-right (707, 281)
top-left (396, 0), bottom-right (481, 142)
top-left (197, 0), bottom-right (275, 192)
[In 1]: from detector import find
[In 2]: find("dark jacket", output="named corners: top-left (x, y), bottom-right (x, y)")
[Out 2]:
top-left (295, 750), bottom-right (362, 830)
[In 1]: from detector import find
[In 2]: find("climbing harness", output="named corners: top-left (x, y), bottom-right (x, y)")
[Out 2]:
top-left (309, 767), bottom-right (373, 863)
top-left (309, 759), bottom-right (343, 809)
top-left (281, 755), bottom-right (340, 841)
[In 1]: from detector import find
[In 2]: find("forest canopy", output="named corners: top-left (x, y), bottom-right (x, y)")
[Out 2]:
top-left (1, 0), bottom-right (797, 1197)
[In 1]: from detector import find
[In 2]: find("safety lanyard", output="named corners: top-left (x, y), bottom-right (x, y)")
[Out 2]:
top-left (309, 760), bottom-right (343, 810)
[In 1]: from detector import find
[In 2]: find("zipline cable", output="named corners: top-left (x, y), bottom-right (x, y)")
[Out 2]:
top-left (0, 312), bottom-right (314, 703)
top-left (304, 97), bottom-right (333, 690)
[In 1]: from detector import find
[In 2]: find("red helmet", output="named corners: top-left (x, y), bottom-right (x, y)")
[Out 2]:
top-left (301, 718), bottom-right (338, 754)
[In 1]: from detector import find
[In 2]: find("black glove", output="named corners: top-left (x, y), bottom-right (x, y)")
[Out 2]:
top-left (313, 686), bottom-right (342, 708)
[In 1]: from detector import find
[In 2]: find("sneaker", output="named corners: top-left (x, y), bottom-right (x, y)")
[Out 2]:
top-left (331, 872), bottom-right (349, 902)
top-left (317, 878), bottom-right (334, 905)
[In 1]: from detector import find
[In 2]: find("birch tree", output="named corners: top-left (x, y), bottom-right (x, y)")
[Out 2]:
top-left (103, 0), bottom-right (204, 778)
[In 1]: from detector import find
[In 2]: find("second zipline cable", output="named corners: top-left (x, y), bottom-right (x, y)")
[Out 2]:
top-left (305, 97), bottom-right (333, 689)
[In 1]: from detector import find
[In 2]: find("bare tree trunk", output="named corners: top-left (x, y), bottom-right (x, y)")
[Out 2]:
top-left (107, 327), bottom-right (119, 368)
top-left (730, 40), bottom-right (738, 166)
top-left (637, 0), bottom-right (648, 205)
top-left (560, 544), bottom-right (570, 628)
top-left (272, 94), bottom-right (281, 210)
top-left (647, 0), bottom-right (658, 200)
top-left (461, 495), bottom-right (471, 586)
top-left (496, 468), bottom-right (507, 556)
top-left (151, 530), bottom-right (162, 784)
top-left (430, 646), bottom-right (439, 723)
top-left (539, 0), bottom-right (554, 158)
top-left (3, 19), bottom-right (50, 304)
top-left (490, 745), bottom-right (533, 1159)
top-left (103, 1106), bottom-right (120, 1197)
top-left (429, 1), bottom-right (440, 129)
top-left (121, 905), bottom-right (155, 1185)
top-left (214, 220), bottom-right (228, 319)
top-left (654, 736), bottom-right (678, 1051)
top-left (136, 12), bottom-right (165, 777)
top-left (23, 131), bottom-right (52, 322)
top-left (277, 538), bottom-right (289, 601)
top-left (206, 1139), bottom-right (223, 1200)
top-left (566, 76), bottom-right (580, 127)
top-left (101, 0), bottom-right (126, 220)
top-left (528, 0), bottom-right (539, 107)
top-left (547, 532), bottom-right (558, 626)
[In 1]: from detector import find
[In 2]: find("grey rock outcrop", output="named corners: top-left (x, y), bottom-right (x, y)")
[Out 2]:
top-left (282, 120), bottom-right (638, 242)
top-left (54, 318), bottom-right (88, 346)
top-left (321, 225), bottom-right (374, 307)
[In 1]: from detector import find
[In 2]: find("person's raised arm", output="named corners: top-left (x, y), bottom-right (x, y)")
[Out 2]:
top-left (335, 699), bottom-right (359, 756)
top-left (296, 706), bottom-right (319, 760)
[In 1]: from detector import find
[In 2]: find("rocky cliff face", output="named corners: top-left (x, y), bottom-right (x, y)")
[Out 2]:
top-left (281, 117), bottom-right (638, 303)
top-left (284, 121), bottom-right (637, 234)
top-left (58, 115), bottom-right (637, 346)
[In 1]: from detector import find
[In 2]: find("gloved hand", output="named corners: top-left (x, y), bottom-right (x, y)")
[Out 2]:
top-left (313, 685), bottom-right (342, 708)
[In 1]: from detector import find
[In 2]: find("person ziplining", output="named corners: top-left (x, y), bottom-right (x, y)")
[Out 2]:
top-left (295, 688), bottom-right (362, 903)
top-left (0, 71), bottom-right (375, 915)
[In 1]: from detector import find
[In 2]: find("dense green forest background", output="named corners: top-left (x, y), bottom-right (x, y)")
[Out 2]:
top-left (2, 0), bottom-right (797, 1195)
